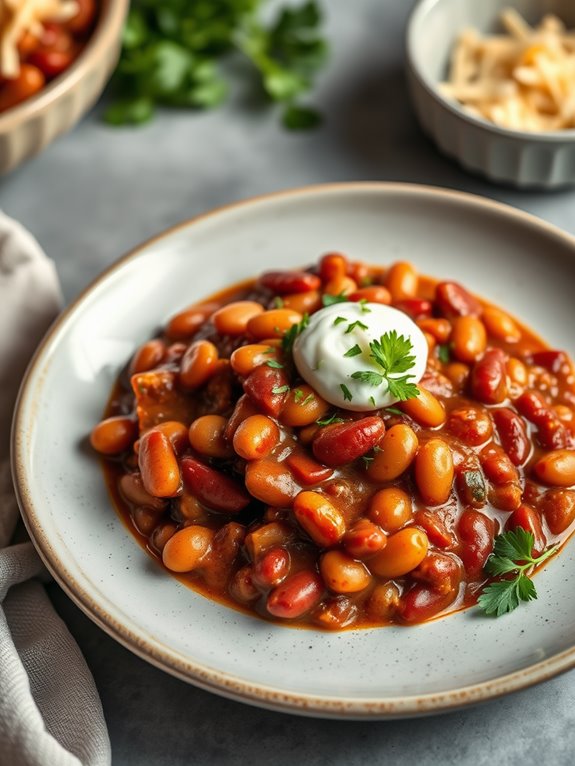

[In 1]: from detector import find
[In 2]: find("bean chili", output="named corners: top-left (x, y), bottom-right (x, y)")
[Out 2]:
top-left (91, 254), bottom-right (575, 630)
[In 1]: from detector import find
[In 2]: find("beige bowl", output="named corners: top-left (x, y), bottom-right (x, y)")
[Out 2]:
top-left (0, 0), bottom-right (129, 175)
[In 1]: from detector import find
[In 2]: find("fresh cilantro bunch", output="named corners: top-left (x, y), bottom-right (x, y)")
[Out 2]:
top-left (478, 528), bottom-right (557, 617)
top-left (105, 0), bottom-right (328, 129)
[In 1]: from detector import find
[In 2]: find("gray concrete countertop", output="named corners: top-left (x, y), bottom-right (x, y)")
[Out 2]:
top-left (2, 1), bottom-right (575, 763)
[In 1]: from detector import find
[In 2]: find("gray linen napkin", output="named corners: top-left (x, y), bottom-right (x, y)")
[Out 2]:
top-left (0, 211), bottom-right (111, 766)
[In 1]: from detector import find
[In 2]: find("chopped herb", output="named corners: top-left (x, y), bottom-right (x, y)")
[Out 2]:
top-left (302, 393), bottom-right (315, 406)
top-left (369, 396), bottom-right (376, 408)
top-left (385, 407), bottom-right (404, 416)
top-left (345, 320), bottom-right (369, 334)
top-left (282, 313), bottom-right (310, 354)
top-left (316, 413), bottom-right (345, 426)
top-left (361, 454), bottom-right (375, 467)
top-left (333, 316), bottom-right (347, 326)
top-left (340, 383), bottom-right (353, 402)
top-left (322, 293), bottom-right (348, 307)
top-left (263, 347), bottom-right (276, 355)
top-left (344, 344), bottom-right (362, 358)
top-left (293, 388), bottom-right (304, 402)
top-left (271, 385), bottom-right (290, 394)
top-left (477, 529), bottom-right (558, 617)
top-left (266, 359), bottom-right (284, 369)
top-left (273, 296), bottom-right (285, 308)
top-left (438, 344), bottom-right (451, 364)
top-left (358, 299), bottom-right (372, 314)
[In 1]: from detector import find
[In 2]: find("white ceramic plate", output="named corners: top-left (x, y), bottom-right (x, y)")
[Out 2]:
top-left (12, 184), bottom-right (575, 718)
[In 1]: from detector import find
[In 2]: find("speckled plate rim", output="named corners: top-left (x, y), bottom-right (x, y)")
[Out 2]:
top-left (407, 0), bottom-right (575, 142)
top-left (11, 182), bottom-right (575, 719)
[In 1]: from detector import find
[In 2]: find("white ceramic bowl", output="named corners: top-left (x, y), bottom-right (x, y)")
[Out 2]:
top-left (12, 183), bottom-right (575, 718)
top-left (407, 0), bottom-right (575, 188)
top-left (0, 0), bottom-right (128, 175)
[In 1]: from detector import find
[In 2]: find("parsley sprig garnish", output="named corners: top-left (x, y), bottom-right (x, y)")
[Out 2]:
top-left (477, 529), bottom-right (558, 617)
top-left (350, 330), bottom-right (419, 402)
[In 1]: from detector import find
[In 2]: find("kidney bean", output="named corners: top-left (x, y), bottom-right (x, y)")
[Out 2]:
top-left (233, 415), bottom-right (280, 460)
top-left (280, 385), bottom-right (329, 426)
top-left (286, 452), bottom-right (334, 485)
top-left (90, 416), bottom-right (137, 455)
top-left (470, 348), bottom-right (508, 404)
top-left (401, 583), bottom-right (459, 623)
top-left (533, 450), bottom-right (575, 487)
top-left (266, 571), bottom-right (324, 618)
top-left (369, 487), bottom-right (412, 532)
top-left (244, 459), bottom-right (300, 506)
top-left (119, 473), bottom-right (166, 511)
top-left (349, 286), bottom-right (391, 304)
top-left (540, 489), bottom-right (575, 535)
top-left (399, 387), bottom-right (446, 427)
top-left (319, 253), bottom-right (348, 281)
top-left (181, 457), bottom-right (250, 513)
top-left (162, 525), bottom-right (215, 572)
top-left (435, 281), bottom-right (482, 318)
top-left (247, 308), bottom-right (302, 340)
top-left (213, 301), bottom-right (264, 336)
top-left (312, 597), bottom-right (358, 630)
top-left (446, 407), bottom-right (493, 446)
top-left (243, 364), bottom-right (289, 418)
top-left (482, 307), bottom-right (521, 343)
top-left (516, 391), bottom-right (568, 450)
top-left (189, 414), bottom-right (232, 458)
top-left (411, 552), bottom-right (463, 593)
top-left (244, 522), bottom-right (297, 560)
top-left (230, 566), bottom-right (260, 602)
top-left (312, 416), bottom-right (385, 467)
top-left (413, 510), bottom-right (454, 548)
top-left (282, 290), bottom-right (322, 314)
top-left (451, 316), bottom-right (487, 363)
top-left (366, 424), bottom-right (418, 482)
top-left (202, 522), bottom-right (247, 588)
top-left (259, 270), bottom-right (321, 294)
top-left (457, 509), bottom-right (495, 577)
top-left (251, 547), bottom-right (290, 589)
top-left (138, 430), bottom-right (181, 498)
top-left (180, 340), bottom-right (219, 389)
top-left (507, 358), bottom-right (528, 386)
top-left (415, 438), bottom-right (454, 506)
top-left (370, 527), bottom-right (429, 578)
top-left (29, 47), bottom-right (74, 78)
top-left (527, 350), bottom-right (570, 374)
top-left (492, 408), bottom-right (530, 466)
top-left (393, 299), bottom-right (433, 320)
top-left (366, 582), bottom-right (401, 622)
top-left (293, 491), bottom-right (346, 547)
top-left (150, 522), bottom-right (177, 554)
top-left (343, 519), bottom-right (387, 558)
top-left (456, 470), bottom-right (487, 508)
top-left (506, 505), bottom-right (547, 556)
top-left (132, 506), bottom-right (160, 536)
top-left (480, 444), bottom-right (519, 484)
top-left (320, 550), bottom-right (372, 593)
top-left (385, 262), bottom-right (418, 300)
top-left (176, 491), bottom-right (210, 524)
top-left (489, 482), bottom-right (523, 512)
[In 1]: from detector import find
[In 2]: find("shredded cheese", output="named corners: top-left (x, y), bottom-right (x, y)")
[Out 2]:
top-left (0, 0), bottom-right (78, 78)
top-left (440, 9), bottom-right (575, 132)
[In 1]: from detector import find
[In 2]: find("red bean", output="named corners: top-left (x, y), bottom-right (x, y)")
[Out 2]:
top-left (252, 548), bottom-right (290, 589)
top-left (401, 583), bottom-right (459, 623)
top-left (492, 408), bottom-right (530, 466)
top-left (229, 566), bottom-right (259, 602)
top-left (516, 391), bottom-right (568, 450)
top-left (457, 509), bottom-right (495, 577)
top-left (343, 519), bottom-right (387, 558)
top-left (312, 417), bottom-right (386, 467)
top-left (348, 286), bottom-right (391, 305)
top-left (181, 457), bottom-right (250, 513)
top-left (393, 299), bottom-right (433, 320)
top-left (446, 407), bottom-right (493, 447)
top-left (470, 348), bottom-right (508, 404)
top-left (527, 350), bottom-right (569, 374)
top-left (29, 48), bottom-right (74, 78)
top-left (266, 571), bottom-right (324, 618)
top-left (506, 505), bottom-right (546, 556)
top-left (540, 490), bottom-right (575, 535)
top-left (243, 365), bottom-right (289, 418)
top-left (259, 271), bottom-right (321, 294)
top-left (413, 510), bottom-right (454, 548)
top-left (411, 552), bottom-right (462, 594)
top-left (436, 281), bottom-right (482, 318)
top-left (319, 253), bottom-right (348, 281)
top-left (480, 444), bottom-right (519, 484)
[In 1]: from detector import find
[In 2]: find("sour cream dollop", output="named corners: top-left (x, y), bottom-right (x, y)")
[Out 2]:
top-left (292, 302), bottom-right (428, 411)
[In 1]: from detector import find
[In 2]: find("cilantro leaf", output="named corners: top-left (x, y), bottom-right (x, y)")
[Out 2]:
top-left (477, 529), bottom-right (558, 617)
top-left (344, 344), bottom-right (362, 358)
top-left (351, 371), bottom-right (384, 387)
top-left (370, 330), bottom-right (416, 375)
top-left (340, 384), bottom-right (353, 401)
top-left (345, 320), bottom-right (369, 334)
top-left (271, 384), bottom-right (290, 394)
top-left (316, 413), bottom-right (345, 426)
top-left (266, 359), bottom-right (284, 369)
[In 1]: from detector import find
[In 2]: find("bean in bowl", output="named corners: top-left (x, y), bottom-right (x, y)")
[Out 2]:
top-left (91, 254), bottom-right (575, 630)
